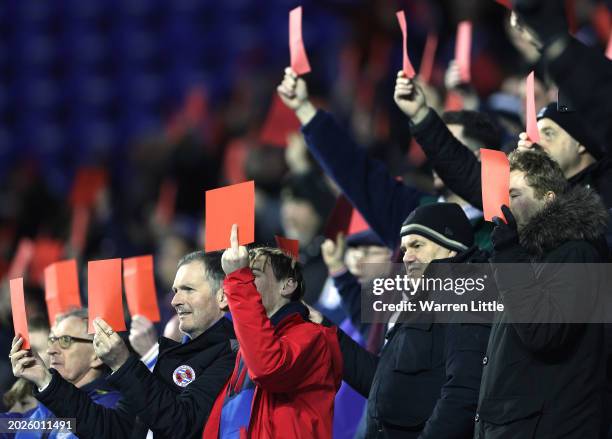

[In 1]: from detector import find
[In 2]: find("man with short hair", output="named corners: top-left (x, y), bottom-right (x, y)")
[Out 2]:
top-left (202, 225), bottom-right (343, 438)
top-left (8, 308), bottom-right (122, 439)
top-left (12, 251), bottom-right (236, 439)
top-left (474, 150), bottom-right (609, 438)
top-left (392, 71), bottom-right (612, 210)
top-left (518, 103), bottom-right (612, 207)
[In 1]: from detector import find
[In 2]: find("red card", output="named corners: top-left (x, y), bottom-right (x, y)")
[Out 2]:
top-left (444, 90), bottom-right (464, 111)
top-left (123, 255), bottom-right (161, 323)
top-left (348, 208), bottom-right (370, 236)
top-left (419, 32), bottom-right (438, 84)
top-left (289, 6), bottom-right (311, 75)
top-left (606, 31), bottom-right (612, 60)
top-left (324, 195), bottom-right (354, 240)
top-left (455, 21), bottom-right (472, 83)
top-left (525, 71), bottom-right (541, 143)
top-left (205, 181), bottom-right (255, 252)
top-left (10, 278), bottom-right (30, 350)
top-left (69, 207), bottom-right (90, 256)
top-left (565, 0), bottom-right (577, 35)
top-left (259, 94), bottom-right (301, 147)
top-left (481, 149), bottom-right (510, 222)
top-left (44, 260), bottom-right (82, 326)
top-left (69, 168), bottom-right (108, 208)
top-left (29, 238), bottom-right (64, 286)
top-left (154, 179), bottom-right (177, 226)
top-left (495, 0), bottom-right (512, 9)
top-left (7, 239), bottom-right (34, 280)
top-left (396, 11), bottom-right (416, 78)
top-left (275, 236), bottom-right (300, 261)
top-left (87, 259), bottom-right (125, 333)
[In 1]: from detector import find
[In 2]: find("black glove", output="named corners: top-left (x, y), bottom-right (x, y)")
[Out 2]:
top-left (491, 205), bottom-right (519, 251)
top-left (512, 0), bottom-right (568, 48)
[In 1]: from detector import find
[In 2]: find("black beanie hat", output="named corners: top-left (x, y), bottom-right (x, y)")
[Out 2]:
top-left (537, 103), bottom-right (603, 159)
top-left (400, 203), bottom-right (474, 253)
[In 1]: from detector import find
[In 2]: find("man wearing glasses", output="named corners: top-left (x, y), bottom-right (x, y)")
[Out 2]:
top-left (7, 308), bottom-right (122, 438)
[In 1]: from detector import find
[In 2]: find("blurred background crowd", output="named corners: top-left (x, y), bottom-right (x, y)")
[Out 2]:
top-left (0, 0), bottom-right (611, 412)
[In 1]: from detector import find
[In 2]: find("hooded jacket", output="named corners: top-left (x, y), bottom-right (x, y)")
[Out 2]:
top-left (474, 186), bottom-right (610, 439)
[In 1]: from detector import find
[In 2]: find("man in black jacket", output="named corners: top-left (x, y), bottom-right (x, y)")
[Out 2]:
top-left (475, 150), bottom-right (609, 438)
top-left (392, 72), bottom-right (612, 211)
top-left (331, 202), bottom-right (491, 439)
top-left (509, 0), bottom-right (612, 152)
top-left (29, 251), bottom-right (236, 439)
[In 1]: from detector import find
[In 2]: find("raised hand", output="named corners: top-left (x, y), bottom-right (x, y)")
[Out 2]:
top-left (321, 232), bottom-right (347, 275)
top-left (277, 67), bottom-right (316, 124)
top-left (10, 336), bottom-right (51, 389)
top-left (129, 315), bottom-right (158, 357)
top-left (93, 318), bottom-right (130, 372)
top-left (393, 71), bottom-right (430, 124)
top-left (221, 224), bottom-right (250, 275)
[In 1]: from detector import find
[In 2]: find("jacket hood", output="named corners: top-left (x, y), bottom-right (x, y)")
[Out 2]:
top-left (519, 185), bottom-right (608, 256)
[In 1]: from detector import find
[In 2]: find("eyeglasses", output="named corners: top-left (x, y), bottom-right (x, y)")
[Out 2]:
top-left (47, 335), bottom-right (94, 349)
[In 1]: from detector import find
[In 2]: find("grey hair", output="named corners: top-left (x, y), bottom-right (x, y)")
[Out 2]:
top-left (177, 250), bottom-right (225, 292)
top-left (55, 308), bottom-right (88, 327)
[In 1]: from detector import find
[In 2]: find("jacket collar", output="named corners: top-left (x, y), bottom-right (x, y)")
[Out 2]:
top-left (518, 185), bottom-right (608, 257)
top-left (270, 301), bottom-right (309, 327)
top-left (159, 316), bottom-right (235, 355)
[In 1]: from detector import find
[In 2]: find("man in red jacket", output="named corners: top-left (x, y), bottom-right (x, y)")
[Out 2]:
top-left (202, 224), bottom-right (343, 439)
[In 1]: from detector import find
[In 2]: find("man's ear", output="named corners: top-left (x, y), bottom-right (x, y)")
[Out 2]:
top-left (216, 287), bottom-right (229, 312)
top-left (280, 278), bottom-right (298, 299)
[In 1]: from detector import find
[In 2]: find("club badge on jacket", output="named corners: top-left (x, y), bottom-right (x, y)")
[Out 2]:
top-left (173, 365), bottom-right (196, 387)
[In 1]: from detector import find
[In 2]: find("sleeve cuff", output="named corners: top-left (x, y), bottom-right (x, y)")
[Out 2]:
top-left (33, 369), bottom-right (62, 400)
top-left (106, 354), bottom-right (140, 386)
top-left (410, 108), bottom-right (438, 135)
top-left (140, 342), bottom-right (159, 368)
top-left (300, 109), bottom-right (326, 136)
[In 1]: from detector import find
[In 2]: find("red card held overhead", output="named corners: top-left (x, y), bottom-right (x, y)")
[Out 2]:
top-left (481, 149), bottom-right (510, 223)
top-left (525, 71), bottom-right (541, 143)
top-left (10, 278), bottom-right (30, 350)
top-left (495, 0), bottom-right (512, 9)
top-left (69, 168), bottom-right (108, 208)
top-left (396, 11), bottom-right (416, 78)
top-left (419, 32), bottom-right (438, 84)
top-left (123, 255), bottom-right (161, 323)
top-left (275, 236), bottom-right (300, 261)
top-left (87, 259), bottom-right (125, 334)
top-left (289, 6), bottom-right (311, 75)
top-left (154, 179), bottom-right (178, 227)
top-left (324, 195), bottom-right (354, 240)
top-left (455, 21), bottom-right (472, 83)
top-left (44, 260), bottom-right (82, 326)
top-left (259, 94), bottom-right (301, 147)
top-left (348, 208), bottom-right (370, 236)
top-left (7, 238), bottom-right (34, 280)
top-left (29, 238), bottom-right (64, 287)
top-left (69, 207), bottom-right (90, 256)
top-left (205, 181), bottom-right (255, 253)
